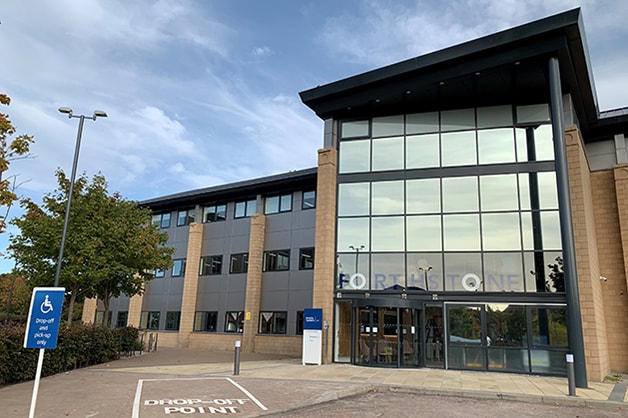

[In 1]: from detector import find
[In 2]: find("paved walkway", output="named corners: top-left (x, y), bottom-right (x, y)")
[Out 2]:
top-left (1, 348), bottom-right (626, 417)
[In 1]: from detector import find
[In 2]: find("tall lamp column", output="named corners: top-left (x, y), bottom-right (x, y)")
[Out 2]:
top-left (53, 108), bottom-right (107, 288)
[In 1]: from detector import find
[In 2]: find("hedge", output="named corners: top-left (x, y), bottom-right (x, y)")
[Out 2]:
top-left (0, 323), bottom-right (144, 385)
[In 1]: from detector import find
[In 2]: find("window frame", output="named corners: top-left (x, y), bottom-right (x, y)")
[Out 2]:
top-left (258, 311), bottom-right (288, 335)
top-left (141, 311), bottom-right (161, 330)
top-left (299, 248), bottom-right (314, 270)
top-left (172, 259), bottom-right (186, 277)
top-left (152, 212), bottom-right (171, 229)
top-left (264, 193), bottom-right (293, 214)
top-left (177, 209), bottom-right (195, 227)
top-left (229, 253), bottom-right (249, 274)
top-left (225, 311), bottom-right (244, 333)
top-left (199, 255), bottom-right (223, 276)
top-left (302, 190), bottom-right (316, 210)
top-left (263, 249), bottom-right (290, 272)
top-left (203, 204), bottom-right (227, 222)
top-left (165, 311), bottom-right (181, 331)
top-left (194, 311), bottom-right (218, 332)
top-left (234, 199), bottom-right (257, 218)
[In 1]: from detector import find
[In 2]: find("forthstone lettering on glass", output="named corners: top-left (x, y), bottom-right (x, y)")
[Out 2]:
top-left (338, 272), bottom-right (523, 291)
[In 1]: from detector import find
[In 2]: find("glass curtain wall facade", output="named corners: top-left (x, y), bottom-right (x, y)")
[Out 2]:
top-left (334, 104), bottom-right (569, 375)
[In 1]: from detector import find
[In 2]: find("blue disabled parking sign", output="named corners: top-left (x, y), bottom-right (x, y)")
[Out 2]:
top-left (23, 287), bottom-right (65, 349)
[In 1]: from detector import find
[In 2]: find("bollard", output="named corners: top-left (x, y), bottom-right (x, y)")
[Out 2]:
top-left (234, 340), bottom-right (241, 375)
top-left (566, 353), bottom-right (576, 396)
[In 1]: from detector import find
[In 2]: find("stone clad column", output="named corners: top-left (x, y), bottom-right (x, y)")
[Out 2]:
top-left (178, 222), bottom-right (204, 347)
top-left (242, 213), bottom-right (266, 352)
top-left (312, 147), bottom-right (337, 364)
top-left (127, 292), bottom-right (144, 328)
top-left (81, 298), bottom-right (97, 324)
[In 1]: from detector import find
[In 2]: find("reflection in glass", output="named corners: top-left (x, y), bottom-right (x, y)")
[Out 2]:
top-left (544, 252), bottom-right (564, 293)
top-left (478, 128), bottom-right (516, 164)
top-left (407, 215), bottom-right (442, 251)
top-left (442, 177), bottom-right (478, 212)
top-left (371, 253), bottom-right (405, 290)
top-left (406, 112), bottom-right (439, 134)
top-left (371, 217), bottom-right (404, 251)
top-left (518, 173), bottom-right (531, 210)
top-left (486, 304), bottom-right (526, 346)
top-left (406, 253), bottom-right (443, 291)
top-left (372, 136), bottom-right (404, 171)
top-left (477, 105), bottom-right (513, 128)
top-left (480, 174), bottom-right (518, 211)
top-left (339, 140), bottom-right (370, 173)
top-left (540, 211), bottom-right (562, 250)
top-left (483, 253), bottom-right (524, 292)
top-left (481, 213), bottom-right (521, 251)
top-left (441, 109), bottom-right (475, 131)
top-left (406, 134), bottom-right (440, 168)
top-left (336, 252), bottom-right (370, 289)
top-left (520, 212), bottom-right (534, 250)
top-left (338, 182), bottom-right (370, 216)
top-left (533, 125), bottom-right (554, 161)
top-left (537, 172), bottom-right (558, 209)
top-left (448, 305), bottom-right (482, 340)
top-left (372, 115), bottom-right (404, 137)
top-left (406, 179), bottom-right (440, 213)
top-left (341, 120), bottom-right (369, 138)
top-left (530, 307), bottom-right (567, 346)
top-left (372, 181), bottom-right (404, 215)
top-left (516, 104), bottom-right (550, 124)
top-left (441, 131), bottom-right (477, 166)
top-left (443, 214), bottom-right (480, 251)
top-left (443, 253), bottom-right (482, 291)
top-left (337, 218), bottom-right (370, 252)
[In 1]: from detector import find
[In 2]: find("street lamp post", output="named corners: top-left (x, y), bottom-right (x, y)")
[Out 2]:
top-left (419, 265), bottom-right (433, 291)
top-left (53, 108), bottom-right (107, 288)
top-left (349, 245), bottom-right (365, 275)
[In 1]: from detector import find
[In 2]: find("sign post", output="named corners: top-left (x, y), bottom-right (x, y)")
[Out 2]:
top-left (301, 308), bottom-right (323, 365)
top-left (24, 287), bottom-right (65, 418)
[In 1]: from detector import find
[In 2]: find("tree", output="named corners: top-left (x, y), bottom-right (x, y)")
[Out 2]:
top-left (0, 94), bottom-right (34, 233)
top-left (9, 170), bottom-right (174, 325)
top-left (0, 272), bottom-right (32, 323)
top-left (546, 256), bottom-right (564, 293)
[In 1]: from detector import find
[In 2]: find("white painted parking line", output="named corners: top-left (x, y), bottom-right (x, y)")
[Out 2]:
top-left (132, 377), bottom-right (267, 417)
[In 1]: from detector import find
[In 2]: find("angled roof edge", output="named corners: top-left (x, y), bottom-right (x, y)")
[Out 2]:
top-left (140, 167), bottom-right (317, 209)
top-left (300, 8), bottom-right (599, 120)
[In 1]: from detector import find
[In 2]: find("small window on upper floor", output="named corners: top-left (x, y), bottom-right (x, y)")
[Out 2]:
top-left (229, 253), bottom-right (249, 274)
top-left (177, 209), bottom-right (195, 226)
top-left (235, 199), bottom-right (257, 218)
top-left (203, 204), bottom-right (227, 222)
top-left (263, 249), bottom-right (290, 271)
top-left (299, 248), bottom-right (314, 270)
top-left (172, 259), bottom-right (186, 277)
top-left (302, 191), bottom-right (316, 210)
top-left (265, 193), bottom-right (292, 214)
top-left (152, 212), bottom-right (171, 229)
top-left (199, 255), bottom-right (223, 275)
top-left (154, 268), bottom-right (165, 278)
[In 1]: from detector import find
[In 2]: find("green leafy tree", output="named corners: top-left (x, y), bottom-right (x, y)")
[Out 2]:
top-left (9, 170), bottom-right (174, 325)
top-left (0, 273), bottom-right (32, 323)
top-left (0, 94), bottom-right (34, 233)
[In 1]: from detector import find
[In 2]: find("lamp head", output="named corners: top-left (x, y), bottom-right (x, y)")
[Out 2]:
top-left (93, 110), bottom-right (108, 118)
top-left (58, 107), bottom-right (73, 116)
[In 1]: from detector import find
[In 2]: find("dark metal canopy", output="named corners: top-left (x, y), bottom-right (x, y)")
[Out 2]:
top-left (299, 8), bottom-right (619, 141)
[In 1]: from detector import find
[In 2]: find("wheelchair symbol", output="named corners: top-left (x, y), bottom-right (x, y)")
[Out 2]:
top-left (40, 295), bottom-right (54, 314)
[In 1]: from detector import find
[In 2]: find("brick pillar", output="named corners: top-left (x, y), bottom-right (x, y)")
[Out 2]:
top-left (81, 297), bottom-right (97, 324)
top-left (242, 214), bottom-right (266, 352)
top-left (312, 147), bottom-right (337, 364)
top-left (127, 292), bottom-right (144, 328)
top-left (178, 222), bottom-right (204, 347)
top-left (565, 126), bottom-right (609, 381)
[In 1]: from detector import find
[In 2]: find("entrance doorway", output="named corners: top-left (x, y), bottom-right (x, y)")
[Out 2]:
top-left (354, 306), bottom-right (421, 367)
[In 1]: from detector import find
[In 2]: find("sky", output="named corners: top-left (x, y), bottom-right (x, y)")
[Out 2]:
top-left (1, 0), bottom-right (628, 273)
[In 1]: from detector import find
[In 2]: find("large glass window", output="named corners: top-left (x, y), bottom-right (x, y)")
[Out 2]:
top-left (166, 311), bottom-right (181, 331)
top-left (177, 209), bottom-right (195, 226)
top-left (141, 311), bottom-right (160, 330)
top-left (336, 105), bottom-right (559, 295)
top-left (372, 137), bottom-right (403, 171)
top-left (152, 212), bottom-right (171, 229)
top-left (225, 311), bottom-right (244, 333)
top-left (299, 248), bottom-right (314, 270)
top-left (194, 311), bottom-right (218, 332)
top-left (302, 190), bottom-right (316, 209)
top-left (339, 140), bottom-right (370, 173)
top-left (341, 120), bottom-right (369, 138)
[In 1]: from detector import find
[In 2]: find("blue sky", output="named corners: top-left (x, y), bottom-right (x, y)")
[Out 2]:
top-left (1, 0), bottom-right (627, 273)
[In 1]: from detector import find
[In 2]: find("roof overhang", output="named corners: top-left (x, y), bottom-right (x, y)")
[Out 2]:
top-left (300, 8), bottom-right (601, 138)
